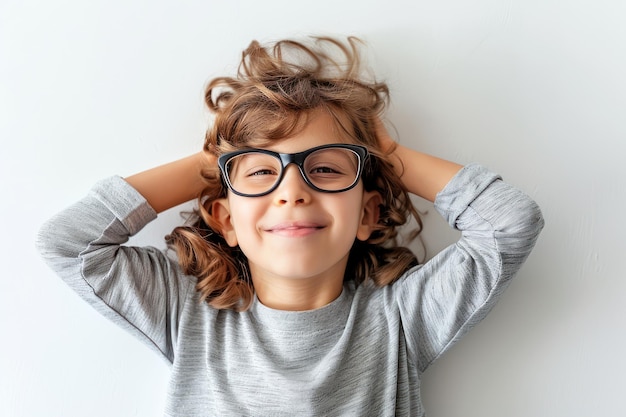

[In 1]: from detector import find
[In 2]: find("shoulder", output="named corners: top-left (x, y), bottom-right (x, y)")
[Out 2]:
top-left (350, 265), bottom-right (424, 310)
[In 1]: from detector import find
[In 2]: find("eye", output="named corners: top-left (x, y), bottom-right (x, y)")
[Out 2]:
top-left (310, 165), bottom-right (342, 174)
top-left (305, 148), bottom-right (359, 179)
top-left (248, 168), bottom-right (278, 177)
top-left (227, 153), bottom-right (281, 179)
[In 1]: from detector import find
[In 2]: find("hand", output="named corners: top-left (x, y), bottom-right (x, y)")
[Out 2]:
top-left (373, 117), bottom-right (396, 154)
top-left (371, 117), bottom-right (462, 202)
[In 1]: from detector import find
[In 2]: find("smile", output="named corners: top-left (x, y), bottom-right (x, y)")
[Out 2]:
top-left (265, 222), bottom-right (325, 237)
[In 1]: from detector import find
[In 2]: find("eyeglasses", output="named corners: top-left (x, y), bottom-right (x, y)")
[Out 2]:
top-left (218, 143), bottom-right (369, 197)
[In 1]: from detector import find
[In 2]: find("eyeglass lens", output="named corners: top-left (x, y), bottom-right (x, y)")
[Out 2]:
top-left (225, 147), bottom-right (361, 195)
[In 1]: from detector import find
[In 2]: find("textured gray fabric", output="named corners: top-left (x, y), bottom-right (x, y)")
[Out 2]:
top-left (36, 163), bottom-right (544, 416)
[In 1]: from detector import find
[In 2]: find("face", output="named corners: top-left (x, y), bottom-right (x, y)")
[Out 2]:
top-left (213, 109), bottom-right (380, 287)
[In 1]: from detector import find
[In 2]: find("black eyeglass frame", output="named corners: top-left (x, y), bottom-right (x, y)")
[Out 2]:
top-left (217, 143), bottom-right (369, 197)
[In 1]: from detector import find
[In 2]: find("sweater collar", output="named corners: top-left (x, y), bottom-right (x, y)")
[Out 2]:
top-left (248, 286), bottom-right (352, 332)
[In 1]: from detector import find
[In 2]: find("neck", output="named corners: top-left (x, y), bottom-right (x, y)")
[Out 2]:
top-left (251, 274), bottom-right (344, 311)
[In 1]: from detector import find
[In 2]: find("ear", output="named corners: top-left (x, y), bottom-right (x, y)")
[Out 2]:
top-left (210, 198), bottom-right (238, 247)
top-left (356, 190), bottom-right (382, 241)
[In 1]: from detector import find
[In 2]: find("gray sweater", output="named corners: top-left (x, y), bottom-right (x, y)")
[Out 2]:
top-left (37, 164), bottom-right (544, 416)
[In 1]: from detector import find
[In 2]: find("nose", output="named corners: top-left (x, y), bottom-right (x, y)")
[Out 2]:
top-left (273, 164), bottom-right (312, 205)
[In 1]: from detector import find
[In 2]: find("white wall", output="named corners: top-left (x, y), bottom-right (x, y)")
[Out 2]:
top-left (2, 0), bottom-right (624, 416)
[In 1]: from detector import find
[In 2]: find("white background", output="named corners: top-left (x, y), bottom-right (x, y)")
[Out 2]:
top-left (2, 0), bottom-right (625, 416)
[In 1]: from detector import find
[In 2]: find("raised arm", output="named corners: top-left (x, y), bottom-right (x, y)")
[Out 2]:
top-left (125, 151), bottom-right (214, 213)
top-left (376, 118), bottom-right (545, 371)
top-left (36, 151), bottom-right (215, 362)
top-left (375, 119), bottom-right (463, 202)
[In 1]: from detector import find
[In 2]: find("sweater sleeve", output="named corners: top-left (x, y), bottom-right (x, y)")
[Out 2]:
top-left (397, 164), bottom-right (544, 372)
top-left (36, 176), bottom-right (195, 363)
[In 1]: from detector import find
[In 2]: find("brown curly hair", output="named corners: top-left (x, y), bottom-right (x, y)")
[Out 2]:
top-left (166, 36), bottom-right (422, 311)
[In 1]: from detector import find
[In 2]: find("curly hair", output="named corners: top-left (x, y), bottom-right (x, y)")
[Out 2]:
top-left (166, 36), bottom-right (422, 311)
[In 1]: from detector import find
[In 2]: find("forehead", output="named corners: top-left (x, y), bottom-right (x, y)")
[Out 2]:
top-left (264, 109), bottom-right (355, 154)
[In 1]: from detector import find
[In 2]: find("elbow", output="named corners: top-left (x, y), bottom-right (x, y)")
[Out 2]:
top-left (497, 195), bottom-right (545, 268)
top-left (516, 196), bottom-right (545, 239)
top-left (35, 212), bottom-right (80, 266)
top-left (36, 216), bottom-right (63, 263)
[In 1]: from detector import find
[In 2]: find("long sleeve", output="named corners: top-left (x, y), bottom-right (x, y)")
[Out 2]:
top-left (397, 164), bottom-right (544, 372)
top-left (36, 176), bottom-right (195, 363)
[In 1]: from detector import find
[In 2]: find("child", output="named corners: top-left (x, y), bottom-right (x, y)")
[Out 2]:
top-left (37, 36), bottom-right (544, 416)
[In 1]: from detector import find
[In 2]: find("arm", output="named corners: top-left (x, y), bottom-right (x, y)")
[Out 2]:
top-left (37, 176), bottom-right (196, 362)
top-left (125, 151), bottom-right (214, 213)
top-left (376, 119), bottom-right (544, 370)
top-left (36, 151), bottom-right (215, 361)
top-left (400, 164), bottom-right (544, 371)
top-left (375, 118), bottom-right (463, 202)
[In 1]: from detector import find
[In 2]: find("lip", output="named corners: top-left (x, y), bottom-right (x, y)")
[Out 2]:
top-left (264, 221), bottom-right (325, 237)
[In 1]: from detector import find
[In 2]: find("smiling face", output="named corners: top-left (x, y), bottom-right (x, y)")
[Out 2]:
top-left (212, 108), bottom-right (381, 306)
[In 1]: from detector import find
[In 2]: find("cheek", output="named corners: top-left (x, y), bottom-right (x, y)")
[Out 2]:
top-left (329, 194), bottom-right (366, 230)
top-left (227, 196), bottom-right (263, 238)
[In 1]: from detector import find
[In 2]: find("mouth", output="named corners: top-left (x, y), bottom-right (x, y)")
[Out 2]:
top-left (265, 221), bottom-right (325, 237)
